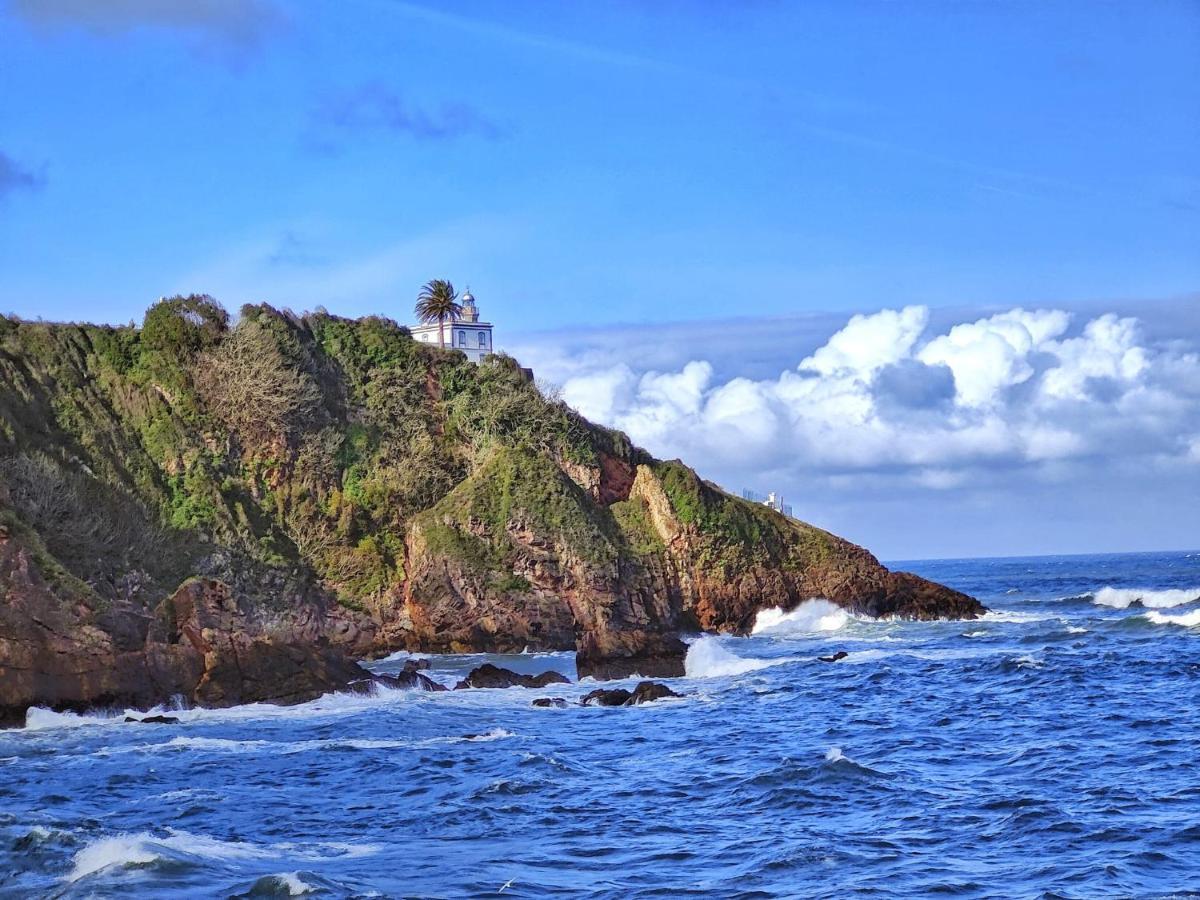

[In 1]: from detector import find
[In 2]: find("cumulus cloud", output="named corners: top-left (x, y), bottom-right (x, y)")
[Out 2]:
top-left (8, 0), bottom-right (285, 49)
top-left (555, 305), bottom-right (1200, 489)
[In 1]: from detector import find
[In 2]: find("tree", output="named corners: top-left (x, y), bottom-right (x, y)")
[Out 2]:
top-left (194, 317), bottom-right (322, 447)
top-left (414, 279), bottom-right (462, 349)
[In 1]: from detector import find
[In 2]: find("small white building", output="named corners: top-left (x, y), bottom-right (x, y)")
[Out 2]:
top-left (409, 289), bottom-right (494, 363)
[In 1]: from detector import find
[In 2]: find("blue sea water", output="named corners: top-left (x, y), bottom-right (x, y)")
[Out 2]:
top-left (2, 550), bottom-right (1200, 899)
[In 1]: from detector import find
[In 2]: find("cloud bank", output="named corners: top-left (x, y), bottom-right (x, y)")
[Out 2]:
top-left (552, 305), bottom-right (1200, 493)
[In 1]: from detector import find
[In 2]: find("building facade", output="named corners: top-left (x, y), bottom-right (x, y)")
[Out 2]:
top-left (409, 290), bottom-right (494, 363)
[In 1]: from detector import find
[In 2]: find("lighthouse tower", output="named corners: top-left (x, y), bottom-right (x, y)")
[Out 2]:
top-left (410, 287), bottom-right (495, 363)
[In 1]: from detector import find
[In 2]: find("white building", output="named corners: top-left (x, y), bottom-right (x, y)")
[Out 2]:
top-left (409, 289), bottom-right (495, 363)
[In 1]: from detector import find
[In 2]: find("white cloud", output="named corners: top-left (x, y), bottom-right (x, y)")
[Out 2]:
top-left (554, 305), bottom-right (1200, 493)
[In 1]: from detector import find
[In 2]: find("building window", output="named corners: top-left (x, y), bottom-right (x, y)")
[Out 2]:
top-left (478, 332), bottom-right (487, 348)
top-left (457, 330), bottom-right (466, 347)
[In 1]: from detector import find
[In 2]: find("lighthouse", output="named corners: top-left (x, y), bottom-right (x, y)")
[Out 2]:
top-left (409, 288), bottom-right (495, 363)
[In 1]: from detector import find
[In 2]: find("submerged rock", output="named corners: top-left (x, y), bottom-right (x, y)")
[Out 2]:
top-left (532, 697), bottom-right (569, 708)
top-left (581, 681), bottom-right (680, 707)
top-left (581, 688), bottom-right (631, 707)
top-left (454, 664), bottom-right (570, 690)
top-left (124, 714), bottom-right (180, 724)
top-left (627, 681), bottom-right (680, 704)
top-left (818, 651), bottom-right (849, 663)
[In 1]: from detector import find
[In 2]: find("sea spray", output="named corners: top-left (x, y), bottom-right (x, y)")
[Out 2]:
top-left (751, 599), bottom-right (849, 636)
top-left (684, 637), bottom-right (779, 678)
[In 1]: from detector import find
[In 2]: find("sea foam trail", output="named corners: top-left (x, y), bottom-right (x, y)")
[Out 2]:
top-left (1092, 587), bottom-right (1200, 609)
top-left (684, 637), bottom-right (780, 678)
top-left (68, 829), bottom-right (380, 883)
top-left (751, 599), bottom-right (849, 636)
top-left (1145, 609), bottom-right (1200, 628)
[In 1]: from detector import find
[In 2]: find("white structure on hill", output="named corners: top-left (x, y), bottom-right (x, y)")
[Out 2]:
top-left (742, 488), bottom-right (793, 518)
top-left (409, 289), bottom-right (494, 363)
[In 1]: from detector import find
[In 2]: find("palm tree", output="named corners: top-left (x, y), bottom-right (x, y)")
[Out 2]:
top-left (414, 279), bottom-right (462, 349)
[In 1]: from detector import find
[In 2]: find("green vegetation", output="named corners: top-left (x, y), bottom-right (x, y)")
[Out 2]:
top-left (0, 295), bottom-right (838, 618)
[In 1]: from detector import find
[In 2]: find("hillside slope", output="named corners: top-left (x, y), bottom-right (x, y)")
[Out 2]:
top-left (0, 297), bottom-right (982, 721)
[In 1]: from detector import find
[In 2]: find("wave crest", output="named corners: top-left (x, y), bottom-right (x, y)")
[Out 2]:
top-left (684, 637), bottom-right (779, 678)
top-left (1144, 609), bottom-right (1200, 628)
top-left (1093, 587), bottom-right (1200, 609)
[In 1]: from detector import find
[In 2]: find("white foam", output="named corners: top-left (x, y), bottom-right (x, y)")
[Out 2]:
top-left (68, 829), bottom-right (380, 883)
top-left (824, 746), bottom-right (845, 762)
top-left (1093, 587), bottom-right (1200, 609)
top-left (1145, 609), bottom-right (1200, 628)
top-left (981, 610), bottom-right (1058, 624)
top-left (751, 599), bottom-right (849, 636)
top-left (273, 872), bottom-right (318, 896)
top-left (23, 707), bottom-right (124, 731)
top-left (464, 727), bottom-right (516, 742)
top-left (684, 637), bottom-right (780, 678)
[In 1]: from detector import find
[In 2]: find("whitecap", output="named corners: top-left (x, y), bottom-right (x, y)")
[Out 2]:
top-left (68, 828), bottom-right (381, 883)
top-left (23, 707), bottom-right (124, 731)
top-left (981, 610), bottom-right (1058, 624)
top-left (1145, 609), bottom-right (1200, 628)
top-left (1093, 586), bottom-right (1200, 609)
top-left (265, 872), bottom-right (319, 896)
top-left (684, 636), bottom-right (782, 678)
top-left (824, 746), bottom-right (845, 762)
top-left (751, 599), bottom-right (849, 636)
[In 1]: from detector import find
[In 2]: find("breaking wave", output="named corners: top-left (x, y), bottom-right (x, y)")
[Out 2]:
top-left (684, 637), bottom-right (780, 678)
top-left (1144, 609), bottom-right (1200, 628)
top-left (1092, 587), bottom-right (1200, 609)
top-left (68, 829), bottom-right (380, 883)
top-left (751, 599), bottom-right (849, 636)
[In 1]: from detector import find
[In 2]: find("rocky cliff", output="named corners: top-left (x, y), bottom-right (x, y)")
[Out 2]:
top-left (0, 297), bottom-right (983, 722)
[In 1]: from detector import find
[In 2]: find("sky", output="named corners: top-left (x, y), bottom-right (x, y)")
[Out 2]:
top-left (0, 0), bottom-right (1197, 559)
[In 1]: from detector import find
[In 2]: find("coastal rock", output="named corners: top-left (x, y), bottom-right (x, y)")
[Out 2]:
top-left (0, 530), bottom-right (388, 725)
top-left (581, 688), bottom-right (632, 707)
top-left (532, 697), bottom-right (569, 708)
top-left (627, 681), bottom-right (680, 704)
top-left (124, 714), bottom-right (180, 724)
top-left (819, 651), bottom-right (849, 663)
top-left (454, 663), bottom-right (570, 690)
top-left (581, 681), bottom-right (679, 706)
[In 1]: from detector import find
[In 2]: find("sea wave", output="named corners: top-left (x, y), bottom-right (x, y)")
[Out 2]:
top-left (1092, 587), bottom-right (1200, 609)
top-left (751, 599), bottom-right (849, 636)
top-left (684, 637), bottom-right (782, 678)
top-left (1144, 609), bottom-right (1200, 628)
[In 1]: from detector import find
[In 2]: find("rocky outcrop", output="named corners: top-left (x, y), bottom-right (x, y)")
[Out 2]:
top-left (0, 523), bottom-right (390, 726)
top-left (581, 681), bottom-right (680, 707)
top-left (454, 663), bottom-right (569, 690)
top-left (404, 455), bottom-right (984, 682)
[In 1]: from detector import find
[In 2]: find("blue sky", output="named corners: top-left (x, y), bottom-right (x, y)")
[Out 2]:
top-left (1, 0), bottom-right (1198, 558)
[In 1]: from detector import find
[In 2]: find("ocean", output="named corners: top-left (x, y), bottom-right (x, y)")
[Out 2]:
top-left (2, 550), bottom-right (1198, 898)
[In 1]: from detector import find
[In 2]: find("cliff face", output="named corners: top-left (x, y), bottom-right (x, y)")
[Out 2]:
top-left (0, 298), bottom-right (983, 719)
